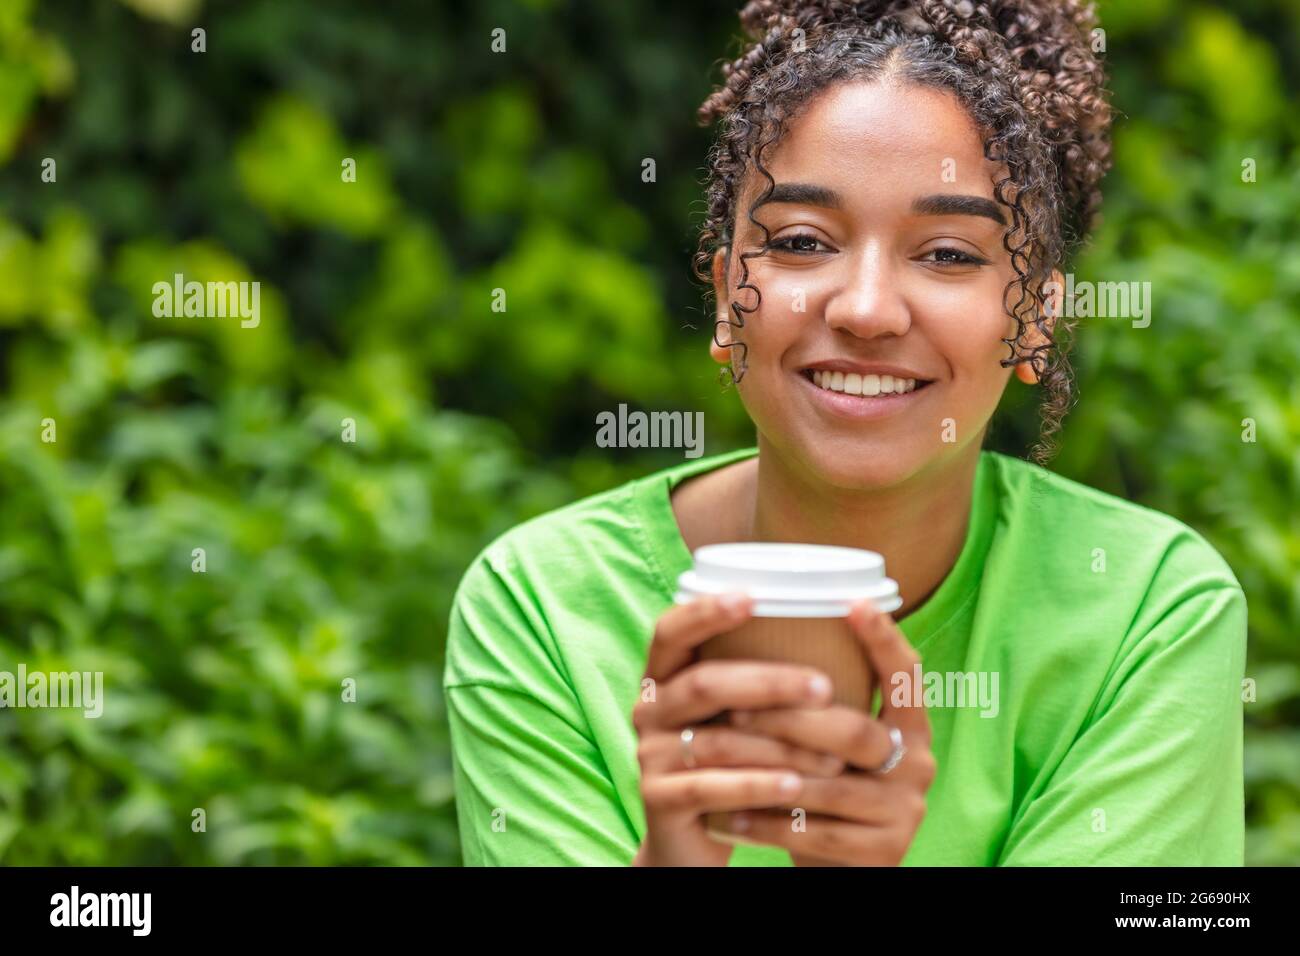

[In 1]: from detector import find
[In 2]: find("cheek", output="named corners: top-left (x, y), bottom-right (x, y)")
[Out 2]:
top-left (916, 276), bottom-right (1014, 371)
top-left (729, 268), bottom-right (817, 347)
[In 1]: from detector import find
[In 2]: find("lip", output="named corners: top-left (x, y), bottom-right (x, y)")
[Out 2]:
top-left (796, 366), bottom-right (936, 421)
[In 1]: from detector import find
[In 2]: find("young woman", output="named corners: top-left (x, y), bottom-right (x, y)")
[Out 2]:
top-left (444, 0), bottom-right (1247, 866)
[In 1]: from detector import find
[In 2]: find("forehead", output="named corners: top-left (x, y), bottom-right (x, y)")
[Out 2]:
top-left (747, 79), bottom-right (996, 200)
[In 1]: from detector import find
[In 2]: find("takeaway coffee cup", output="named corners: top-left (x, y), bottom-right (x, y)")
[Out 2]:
top-left (674, 542), bottom-right (902, 841)
top-left (675, 542), bottom-right (903, 707)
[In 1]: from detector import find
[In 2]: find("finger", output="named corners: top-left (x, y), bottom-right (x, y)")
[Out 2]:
top-left (849, 599), bottom-right (933, 744)
top-left (640, 768), bottom-right (804, 816)
top-left (729, 705), bottom-right (895, 771)
top-left (717, 770), bottom-right (896, 826)
top-left (638, 726), bottom-right (845, 777)
top-left (643, 659), bottom-right (833, 729)
top-left (794, 773), bottom-right (925, 826)
top-left (791, 852), bottom-right (850, 867)
top-left (644, 594), bottom-right (751, 683)
top-left (713, 809), bottom-right (907, 864)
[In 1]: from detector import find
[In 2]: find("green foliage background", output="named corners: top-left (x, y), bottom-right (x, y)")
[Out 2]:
top-left (0, 0), bottom-right (1295, 865)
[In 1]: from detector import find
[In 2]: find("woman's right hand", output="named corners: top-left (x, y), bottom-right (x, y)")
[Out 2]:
top-left (631, 593), bottom-right (843, 866)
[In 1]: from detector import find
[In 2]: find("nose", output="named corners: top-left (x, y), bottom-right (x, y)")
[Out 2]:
top-left (823, 242), bottom-right (912, 339)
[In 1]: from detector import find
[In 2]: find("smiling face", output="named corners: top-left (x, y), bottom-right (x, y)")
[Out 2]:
top-left (712, 78), bottom-right (1050, 492)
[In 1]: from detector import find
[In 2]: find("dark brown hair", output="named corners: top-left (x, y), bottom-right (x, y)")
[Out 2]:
top-left (694, 0), bottom-right (1113, 462)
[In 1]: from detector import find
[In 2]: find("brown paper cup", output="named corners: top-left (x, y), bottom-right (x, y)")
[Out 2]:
top-left (696, 615), bottom-right (873, 840)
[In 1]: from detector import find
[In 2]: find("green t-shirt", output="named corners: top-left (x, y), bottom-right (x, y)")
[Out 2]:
top-left (443, 448), bottom-right (1247, 866)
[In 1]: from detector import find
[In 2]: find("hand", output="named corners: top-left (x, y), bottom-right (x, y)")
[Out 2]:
top-left (716, 599), bottom-right (937, 866)
top-left (631, 594), bottom-right (845, 867)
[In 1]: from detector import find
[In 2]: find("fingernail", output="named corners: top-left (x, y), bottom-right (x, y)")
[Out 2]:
top-left (719, 592), bottom-right (749, 613)
top-left (808, 675), bottom-right (832, 701)
top-left (779, 773), bottom-right (802, 796)
top-left (730, 812), bottom-right (751, 833)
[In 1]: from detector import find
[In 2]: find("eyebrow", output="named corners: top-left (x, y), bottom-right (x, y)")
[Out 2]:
top-left (748, 182), bottom-right (842, 215)
top-left (747, 182), bottom-right (1006, 226)
top-left (912, 193), bottom-right (1006, 226)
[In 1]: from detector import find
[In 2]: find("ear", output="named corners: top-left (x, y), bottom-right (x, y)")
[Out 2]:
top-left (1014, 268), bottom-right (1064, 385)
top-left (709, 247), bottom-right (733, 365)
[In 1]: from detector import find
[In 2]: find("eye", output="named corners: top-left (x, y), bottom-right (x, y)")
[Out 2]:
top-left (922, 246), bottom-right (988, 267)
top-left (765, 232), bottom-right (832, 255)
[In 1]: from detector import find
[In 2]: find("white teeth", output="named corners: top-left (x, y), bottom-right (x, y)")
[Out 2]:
top-left (810, 371), bottom-right (921, 396)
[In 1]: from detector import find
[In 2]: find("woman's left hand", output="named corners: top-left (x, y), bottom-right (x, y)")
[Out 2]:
top-left (718, 598), bottom-right (937, 866)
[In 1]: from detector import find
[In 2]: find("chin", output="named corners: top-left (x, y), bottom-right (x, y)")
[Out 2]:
top-left (772, 429), bottom-right (935, 492)
top-left (814, 445), bottom-right (930, 491)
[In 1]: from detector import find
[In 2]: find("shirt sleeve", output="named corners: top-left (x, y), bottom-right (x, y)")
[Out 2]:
top-left (997, 579), bottom-right (1247, 866)
top-left (443, 550), bottom-right (640, 866)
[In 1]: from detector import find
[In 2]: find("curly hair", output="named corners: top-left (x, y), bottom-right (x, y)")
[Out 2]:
top-left (693, 0), bottom-right (1112, 462)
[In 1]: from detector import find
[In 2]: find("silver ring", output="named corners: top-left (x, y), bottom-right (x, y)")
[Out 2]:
top-left (876, 726), bottom-right (906, 775)
top-left (680, 728), bottom-right (697, 769)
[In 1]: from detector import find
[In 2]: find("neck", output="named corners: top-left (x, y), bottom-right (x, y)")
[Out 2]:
top-left (750, 438), bottom-right (982, 617)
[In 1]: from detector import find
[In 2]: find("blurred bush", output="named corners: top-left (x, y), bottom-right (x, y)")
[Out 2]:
top-left (0, 0), bottom-right (1296, 864)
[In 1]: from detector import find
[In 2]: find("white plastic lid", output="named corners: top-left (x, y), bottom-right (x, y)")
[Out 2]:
top-left (675, 542), bottom-right (902, 617)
